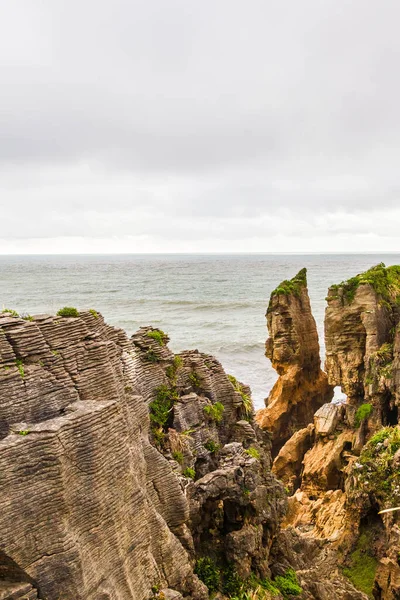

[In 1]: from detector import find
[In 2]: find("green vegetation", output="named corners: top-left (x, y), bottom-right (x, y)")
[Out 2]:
top-left (189, 370), bottom-right (202, 388)
top-left (149, 385), bottom-right (178, 429)
top-left (271, 268), bottom-right (307, 298)
top-left (145, 350), bottom-right (160, 363)
top-left (204, 439), bottom-right (220, 453)
top-left (57, 307), bottom-right (79, 318)
top-left (228, 374), bottom-right (253, 417)
top-left (172, 450), bottom-right (184, 464)
top-left (22, 314), bottom-right (34, 321)
top-left (366, 342), bottom-right (394, 387)
top-left (245, 447), bottom-right (261, 460)
top-left (350, 426), bottom-right (400, 505)
top-left (18, 430), bottom-right (30, 436)
top-left (15, 359), bottom-right (25, 379)
top-left (166, 355), bottom-right (183, 381)
top-left (203, 402), bottom-right (225, 424)
top-left (274, 569), bottom-right (302, 597)
top-left (355, 403), bottom-right (373, 427)
top-left (1, 308), bottom-right (19, 318)
top-left (183, 467), bottom-right (195, 479)
top-left (89, 309), bottom-right (99, 318)
top-left (342, 532), bottom-right (378, 598)
top-left (194, 557), bottom-right (221, 592)
top-left (329, 263), bottom-right (400, 305)
top-left (146, 329), bottom-right (167, 346)
top-left (194, 558), bottom-right (300, 599)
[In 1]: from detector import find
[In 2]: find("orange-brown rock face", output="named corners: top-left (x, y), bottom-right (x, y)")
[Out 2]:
top-left (257, 269), bottom-right (333, 455)
top-left (269, 265), bottom-right (400, 600)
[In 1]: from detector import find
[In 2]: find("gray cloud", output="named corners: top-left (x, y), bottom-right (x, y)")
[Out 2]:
top-left (1, 0), bottom-right (400, 252)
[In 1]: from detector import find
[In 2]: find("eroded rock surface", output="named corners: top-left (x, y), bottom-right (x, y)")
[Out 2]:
top-left (265, 264), bottom-right (400, 600)
top-left (257, 268), bottom-right (333, 455)
top-left (0, 311), bottom-right (286, 600)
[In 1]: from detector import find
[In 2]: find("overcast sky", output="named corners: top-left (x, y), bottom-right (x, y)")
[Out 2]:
top-left (1, 0), bottom-right (400, 254)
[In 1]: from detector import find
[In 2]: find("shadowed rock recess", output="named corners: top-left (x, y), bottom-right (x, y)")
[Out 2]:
top-left (260, 263), bottom-right (400, 600)
top-left (0, 311), bottom-right (287, 600)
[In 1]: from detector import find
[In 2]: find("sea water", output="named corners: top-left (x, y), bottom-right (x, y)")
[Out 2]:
top-left (1, 253), bottom-right (399, 409)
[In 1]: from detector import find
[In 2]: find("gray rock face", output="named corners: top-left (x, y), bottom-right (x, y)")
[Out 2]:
top-left (314, 403), bottom-right (343, 437)
top-left (0, 312), bottom-right (285, 600)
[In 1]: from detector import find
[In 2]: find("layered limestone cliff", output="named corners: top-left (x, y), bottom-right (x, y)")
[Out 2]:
top-left (267, 264), bottom-right (400, 600)
top-left (0, 310), bottom-right (286, 600)
top-left (257, 268), bottom-right (333, 455)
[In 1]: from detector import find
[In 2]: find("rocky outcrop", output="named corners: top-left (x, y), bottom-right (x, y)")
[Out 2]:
top-left (257, 268), bottom-right (333, 455)
top-left (325, 263), bottom-right (400, 420)
top-left (264, 264), bottom-right (400, 600)
top-left (0, 311), bottom-right (286, 600)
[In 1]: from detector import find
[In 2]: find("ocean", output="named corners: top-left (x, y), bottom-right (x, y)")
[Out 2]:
top-left (1, 253), bottom-right (399, 409)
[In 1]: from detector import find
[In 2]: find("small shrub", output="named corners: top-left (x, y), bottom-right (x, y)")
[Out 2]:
top-left (204, 439), bottom-right (220, 453)
top-left (57, 307), bottom-right (79, 318)
top-left (172, 450), bottom-right (184, 464)
top-left (147, 329), bottom-right (167, 346)
top-left (152, 427), bottom-right (165, 447)
top-left (342, 532), bottom-right (378, 597)
top-left (18, 430), bottom-right (30, 436)
top-left (194, 557), bottom-right (221, 592)
top-left (2, 308), bottom-right (19, 318)
top-left (145, 350), bottom-right (160, 363)
top-left (203, 402), bottom-right (225, 424)
top-left (15, 359), bottom-right (25, 379)
top-left (271, 268), bottom-right (307, 298)
top-left (22, 314), bottom-right (34, 321)
top-left (183, 467), bottom-right (195, 479)
top-left (221, 564), bottom-right (243, 595)
top-left (189, 371), bottom-right (201, 388)
top-left (274, 569), bottom-right (302, 597)
top-left (245, 446), bottom-right (260, 460)
top-left (89, 308), bottom-right (99, 318)
top-left (149, 385), bottom-right (178, 429)
top-left (228, 374), bottom-right (253, 416)
top-left (355, 403), bottom-right (373, 427)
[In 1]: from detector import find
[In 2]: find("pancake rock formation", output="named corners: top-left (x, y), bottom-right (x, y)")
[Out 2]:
top-left (266, 264), bottom-right (400, 600)
top-left (0, 310), bottom-right (286, 600)
top-left (257, 268), bottom-right (333, 456)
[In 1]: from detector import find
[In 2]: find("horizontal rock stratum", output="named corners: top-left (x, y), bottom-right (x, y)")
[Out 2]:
top-left (0, 310), bottom-right (286, 600)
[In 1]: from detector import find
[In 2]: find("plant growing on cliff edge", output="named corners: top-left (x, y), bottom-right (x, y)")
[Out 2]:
top-left (17, 430), bottom-right (30, 435)
top-left (203, 402), bottom-right (225, 424)
top-left (57, 307), bottom-right (79, 318)
top-left (228, 374), bottom-right (253, 417)
top-left (189, 370), bottom-right (201, 388)
top-left (1, 308), bottom-right (19, 318)
top-left (21, 314), bottom-right (34, 321)
top-left (194, 557), bottom-right (221, 592)
top-left (274, 569), bottom-right (302, 598)
top-left (329, 263), bottom-right (400, 305)
top-left (204, 439), bottom-right (220, 453)
top-left (183, 467), bottom-right (195, 479)
top-left (146, 329), bottom-right (167, 346)
top-left (271, 268), bottom-right (307, 298)
top-left (245, 446), bottom-right (260, 460)
top-left (349, 426), bottom-right (400, 505)
top-left (342, 532), bottom-right (378, 598)
top-left (355, 403), bottom-right (373, 427)
top-left (15, 359), bottom-right (25, 379)
top-left (172, 450), bottom-right (184, 464)
top-left (89, 308), bottom-right (99, 318)
top-left (149, 385), bottom-right (178, 429)
top-left (145, 350), bottom-right (160, 363)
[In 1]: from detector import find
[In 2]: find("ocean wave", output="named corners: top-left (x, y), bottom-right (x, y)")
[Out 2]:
top-left (213, 341), bottom-right (265, 353)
